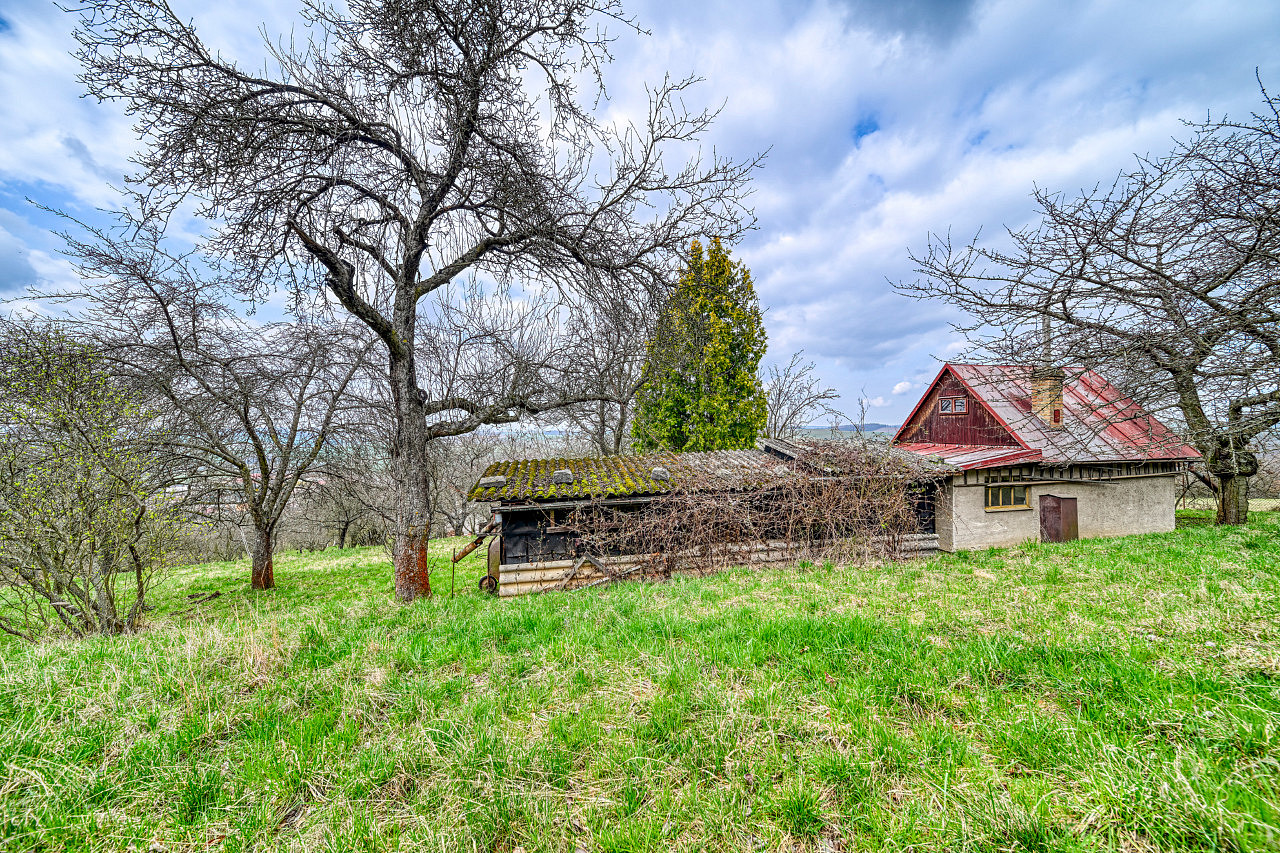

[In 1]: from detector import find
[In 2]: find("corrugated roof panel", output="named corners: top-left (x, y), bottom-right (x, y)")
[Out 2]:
top-left (467, 448), bottom-right (804, 503)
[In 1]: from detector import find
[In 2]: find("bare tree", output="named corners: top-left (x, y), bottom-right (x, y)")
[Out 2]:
top-left (763, 351), bottom-right (842, 441)
top-left (71, 0), bottom-right (760, 600)
top-left (299, 443), bottom-right (397, 549)
top-left (900, 86), bottom-right (1280, 524)
top-left (558, 294), bottom-right (655, 455)
top-left (426, 433), bottom-right (507, 535)
top-left (59, 222), bottom-right (370, 589)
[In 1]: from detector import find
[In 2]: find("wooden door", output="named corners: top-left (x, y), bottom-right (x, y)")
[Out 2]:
top-left (1039, 495), bottom-right (1079, 542)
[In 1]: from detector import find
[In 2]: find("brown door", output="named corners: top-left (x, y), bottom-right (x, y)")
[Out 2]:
top-left (1039, 495), bottom-right (1079, 542)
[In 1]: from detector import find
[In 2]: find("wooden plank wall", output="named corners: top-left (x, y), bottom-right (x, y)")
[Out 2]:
top-left (898, 372), bottom-right (1018, 446)
top-left (498, 541), bottom-right (800, 597)
top-left (497, 534), bottom-right (941, 597)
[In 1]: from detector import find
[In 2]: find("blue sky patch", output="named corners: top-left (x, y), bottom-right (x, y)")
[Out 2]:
top-left (853, 114), bottom-right (880, 143)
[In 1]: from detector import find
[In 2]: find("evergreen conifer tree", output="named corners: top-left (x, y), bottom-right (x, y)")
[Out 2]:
top-left (632, 238), bottom-right (767, 451)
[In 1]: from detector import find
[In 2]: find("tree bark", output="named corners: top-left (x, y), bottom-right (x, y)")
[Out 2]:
top-left (1216, 474), bottom-right (1250, 526)
top-left (91, 546), bottom-right (123, 635)
top-left (336, 520), bottom-right (350, 550)
top-left (251, 526), bottom-right (275, 590)
top-left (1206, 446), bottom-right (1257, 526)
top-left (390, 346), bottom-right (432, 602)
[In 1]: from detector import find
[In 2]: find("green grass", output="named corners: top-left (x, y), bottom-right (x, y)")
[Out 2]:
top-left (1, 514), bottom-right (1278, 851)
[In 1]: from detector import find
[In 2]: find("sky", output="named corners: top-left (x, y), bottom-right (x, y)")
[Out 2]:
top-left (2, 0), bottom-right (1279, 423)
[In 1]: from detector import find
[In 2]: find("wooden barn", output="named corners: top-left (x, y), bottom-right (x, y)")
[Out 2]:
top-left (465, 441), bottom-right (946, 597)
top-left (892, 363), bottom-right (1201, 550)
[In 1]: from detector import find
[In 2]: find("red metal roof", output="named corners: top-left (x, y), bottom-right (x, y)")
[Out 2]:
top-left (893, 364), bottom-right (1201, 468)
top-left (894, 443), bottom-right (1043, 470)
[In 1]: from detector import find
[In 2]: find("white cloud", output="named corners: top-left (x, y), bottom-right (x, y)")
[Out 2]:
top-left (892, 381), bottom-right (914, 394)
top-left (861, 396), bottom-right (889, 408)
top-left (3, 0), bottom-right (1279, 422)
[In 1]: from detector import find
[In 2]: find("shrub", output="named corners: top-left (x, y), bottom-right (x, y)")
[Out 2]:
top-left (0, 319), bottom-right (177, 639)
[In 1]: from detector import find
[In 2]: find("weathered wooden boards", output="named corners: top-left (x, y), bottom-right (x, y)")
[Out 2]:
top-left (495, 534), bottom-right (940, 597)
top-left (498, 540), bottom-right (798, 597)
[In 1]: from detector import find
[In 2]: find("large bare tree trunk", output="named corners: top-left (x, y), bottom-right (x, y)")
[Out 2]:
top-left (1216, 474), bottom-right (1250, 526)
top-left (390, 348), bottom-right (432, 603)
top-left (251, 526), bottom-right (275, 590)
top-left (1208, 447), bottom-right (1257, 526)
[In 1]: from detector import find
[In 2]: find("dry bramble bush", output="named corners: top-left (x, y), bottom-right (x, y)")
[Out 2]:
top-left (561, 441), bottom-right (946, 587)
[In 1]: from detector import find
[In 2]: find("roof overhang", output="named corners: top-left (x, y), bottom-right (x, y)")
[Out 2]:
top-left (894, 443), bottom-right (1044, 470)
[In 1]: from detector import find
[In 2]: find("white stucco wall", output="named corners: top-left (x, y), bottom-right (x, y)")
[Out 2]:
top-left (937, 474), bottom-right (1176, 552)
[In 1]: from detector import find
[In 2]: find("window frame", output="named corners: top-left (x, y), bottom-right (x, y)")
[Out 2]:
top-left (984, 484), bottom-right (1030, 511)
top-left (939, 396), bottom-right (967, 415)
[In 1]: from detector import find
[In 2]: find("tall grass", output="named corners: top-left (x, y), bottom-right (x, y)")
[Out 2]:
top-left (1, 514), bottom-right (1277, 851)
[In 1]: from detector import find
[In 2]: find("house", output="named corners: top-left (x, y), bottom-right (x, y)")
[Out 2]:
top-left (891, 363), bottom-right (1201, 551)
top-left (466, 443), bottom-right (946, 596)
top-left (464, 361), bottom-right (1196, 596)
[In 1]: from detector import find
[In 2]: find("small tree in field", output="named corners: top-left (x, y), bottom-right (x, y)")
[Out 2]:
top-left (59, 219), bottom-right (371, 591)
top-left (632, 238), bottom-right (768, 451)
top-left (0, 318), bottom-right (176, 640)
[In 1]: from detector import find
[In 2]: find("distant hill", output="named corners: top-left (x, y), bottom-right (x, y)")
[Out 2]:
top-left (797, 423), bottom-right (900, 440)
top-left (803, 423), bottom-right (899, 432)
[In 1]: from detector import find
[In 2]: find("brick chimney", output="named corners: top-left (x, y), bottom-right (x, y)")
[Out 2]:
top-left (1030, 365), bottom-right (1066, 429)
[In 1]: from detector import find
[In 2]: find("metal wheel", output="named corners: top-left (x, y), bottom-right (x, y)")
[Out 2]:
top-left (478, 574), bottom-right (498, 595)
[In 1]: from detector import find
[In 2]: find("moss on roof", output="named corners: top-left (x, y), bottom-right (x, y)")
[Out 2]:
top-left (466, 449), bottom-right (792, 503)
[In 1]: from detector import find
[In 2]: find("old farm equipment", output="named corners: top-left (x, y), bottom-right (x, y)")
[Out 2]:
top-left (450, 518), bottom-right (500, 595)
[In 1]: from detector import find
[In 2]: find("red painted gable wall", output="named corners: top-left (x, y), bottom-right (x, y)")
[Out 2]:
top-left (898, 371), bottom-right (1019, 446)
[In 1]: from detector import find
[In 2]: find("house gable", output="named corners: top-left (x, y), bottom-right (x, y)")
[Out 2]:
top-left (895, 366), bottom-right (1021, 447)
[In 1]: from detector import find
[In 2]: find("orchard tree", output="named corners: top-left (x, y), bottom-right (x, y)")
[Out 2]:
top-left (70, 0), bottom-right (759, 601)
top-left (561, 294), bottom-right (655, 455)
top-left (900, 86), bottom-right (1280, 525)
top-left (60, 219), bottom-right (370, 590)
top-left (632, 238), bottom-right (767, 451)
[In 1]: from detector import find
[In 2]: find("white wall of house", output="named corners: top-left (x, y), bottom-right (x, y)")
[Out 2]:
top-left (936, 473), bottom-right (1176, 551)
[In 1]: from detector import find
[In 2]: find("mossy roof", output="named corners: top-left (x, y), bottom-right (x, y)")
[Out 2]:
top-left (467, 449), bottom-right (796, 503)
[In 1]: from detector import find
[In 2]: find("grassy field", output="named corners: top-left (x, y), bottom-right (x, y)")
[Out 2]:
top-left (1, 513), bottom-right (1278, 852)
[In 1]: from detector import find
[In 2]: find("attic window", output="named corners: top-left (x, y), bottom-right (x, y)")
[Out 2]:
top-left (939, 396), bottom-right (967, 415)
